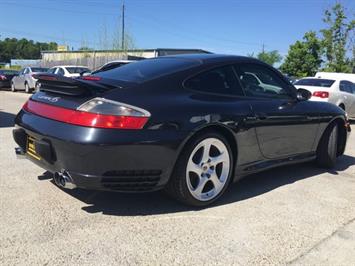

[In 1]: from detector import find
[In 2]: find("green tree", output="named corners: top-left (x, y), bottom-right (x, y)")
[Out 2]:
top-left (256, 50), bottom-right (282, 66)
top-left (280, 31), bottom-right (323, 77)
top-left (321, 3), bottom-right (355, 73)
top-left (0, 38), bottom-right (57, 62)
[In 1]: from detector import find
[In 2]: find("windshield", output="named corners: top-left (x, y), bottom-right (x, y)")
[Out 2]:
top-left (294, 78), bottom-right (335, 87)
top-left (95, 58), bottom-right (200, 82)
top-left (66, 67), bottom-right (90, 74)
top-left (31, 68), bottom-right (48, 73)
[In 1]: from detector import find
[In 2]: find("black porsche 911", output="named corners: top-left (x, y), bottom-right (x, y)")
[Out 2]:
top-left (13, 54), bottom-right (351, 206)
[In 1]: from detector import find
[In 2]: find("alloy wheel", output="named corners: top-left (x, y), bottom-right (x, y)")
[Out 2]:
top-left (186, 137), bottom-right (231, 201)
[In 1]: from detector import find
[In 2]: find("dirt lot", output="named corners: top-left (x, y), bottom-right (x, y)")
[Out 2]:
top-left (1, 91), bottom-right (354, 265)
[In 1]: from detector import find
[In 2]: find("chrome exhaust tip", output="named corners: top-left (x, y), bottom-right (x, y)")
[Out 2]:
top-left (53, 170), bottom-right (77, 190)
top-left (15, 147), bottom-right (26, 159)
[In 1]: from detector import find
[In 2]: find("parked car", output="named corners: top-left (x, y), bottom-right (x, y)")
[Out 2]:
top-left (11, 67), bottom-right (48, 93)
top-left (294, 77), bottom-right (355, 119)
top-left (240, 71), bottom-right (282, 94)
top-left (91, 60), bottom-right (135, 74)
top-left (0, 69), bottom-right (19, 89)
top-left (48, 66), bottom-right (91, 78)
top-left (13, 54), bottom-right (350, 207)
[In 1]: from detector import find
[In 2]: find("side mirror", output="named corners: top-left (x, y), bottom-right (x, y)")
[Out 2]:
top-left (297, 88), bottom-right (312, 101)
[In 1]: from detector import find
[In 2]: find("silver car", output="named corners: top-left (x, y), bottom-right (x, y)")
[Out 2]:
top-left (294, 77), bottom-right (355, 119)
top-left (11, 67), bottom-right (48, 93)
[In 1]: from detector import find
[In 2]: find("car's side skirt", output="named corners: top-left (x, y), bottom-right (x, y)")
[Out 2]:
top-left (233, 152), bottom-right (316, 182)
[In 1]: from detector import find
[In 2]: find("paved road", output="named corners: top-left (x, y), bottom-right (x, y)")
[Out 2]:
top-left (1, 91), bottom-right (354, 265)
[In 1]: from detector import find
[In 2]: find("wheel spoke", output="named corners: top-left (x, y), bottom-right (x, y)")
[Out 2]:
top-left (200, 143), bottom-right (211, 163)
top-left (210, 152), bottom-right (228, 165)
top-left (187, 161), bottom-right (202, 176)
top-left (210, 173), bottom-right (222, 189)
top-left (194, 176), bottom-right (209, 195)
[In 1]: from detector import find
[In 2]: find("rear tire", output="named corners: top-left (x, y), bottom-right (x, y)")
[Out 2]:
top-left (316, 123), bottom-right (338, 168)
top-left (165, 132), bottom-right (234, 207)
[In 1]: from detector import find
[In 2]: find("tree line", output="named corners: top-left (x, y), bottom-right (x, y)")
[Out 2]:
top-left (0, 38), bottom-right (57, 63)
top-left (254, 3), bottom-right (354, 76)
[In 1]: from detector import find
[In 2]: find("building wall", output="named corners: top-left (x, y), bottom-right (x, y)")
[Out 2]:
top-left (40, 49), bottom-right (210, 70)
top-left (41, 50), bottom-right (155, 69)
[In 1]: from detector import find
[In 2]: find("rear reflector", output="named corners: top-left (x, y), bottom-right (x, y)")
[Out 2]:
top-left (312, 91), bottom-right (329, 98)
top-left (80, 76), bottom-right (101, 81)
top-left (23, 99), bottom-right (149, 129)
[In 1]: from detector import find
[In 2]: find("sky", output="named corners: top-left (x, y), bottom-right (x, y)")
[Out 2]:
top-left (0, 0), bottom-right (354, 57)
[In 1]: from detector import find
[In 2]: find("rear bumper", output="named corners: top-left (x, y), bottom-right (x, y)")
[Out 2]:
top-left (0, 81), bottom-right (10, 88)
top-left (13, 110), bottom-right (188, 192)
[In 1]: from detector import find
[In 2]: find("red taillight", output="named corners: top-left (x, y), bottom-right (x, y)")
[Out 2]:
top-left (312, 91), bottom-right (329, 98)
top-left (23, 99), bottom-right (149, 129)
top-left (0, 75), bottom-right (7, 80)
top-left (81, 75), bottom-right (101, 81)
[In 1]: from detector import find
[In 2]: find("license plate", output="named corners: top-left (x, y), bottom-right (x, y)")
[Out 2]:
top-left (27, 136), bottom-right (41, 160)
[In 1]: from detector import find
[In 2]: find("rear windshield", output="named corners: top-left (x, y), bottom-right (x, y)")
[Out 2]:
top-left (66, 67), bottom-right (90, 74)
top-left (0, 70), bottom-right (18, 75)
top-left (294, 78), bottom-right (335, 87)
top-left (95, 58), bottom-right (200, 82)
top-left (31, 68), bottom-right (48, 73)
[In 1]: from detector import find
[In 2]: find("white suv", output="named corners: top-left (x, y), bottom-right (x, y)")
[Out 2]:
top-left (294, 74), bottom-right (355, 119)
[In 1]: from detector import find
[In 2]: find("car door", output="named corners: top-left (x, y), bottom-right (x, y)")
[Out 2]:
top-left (339, 80), bottom-right (355, 117)
top-left (16, 68), bottom-right (27, 89)
top-left (21, 67), bottom-right (31, 89)
top-left (234, 63), bottom-right (320, 159)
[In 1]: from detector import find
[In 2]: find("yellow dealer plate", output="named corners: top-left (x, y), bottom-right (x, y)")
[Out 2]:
top-left (27, 136), bottom-right (41, 160)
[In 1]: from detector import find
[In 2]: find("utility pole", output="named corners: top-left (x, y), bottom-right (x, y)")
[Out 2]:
top-left (121, 1), bottom-right (125, 50)
top-left (262, 43), bottom-right (265, 53)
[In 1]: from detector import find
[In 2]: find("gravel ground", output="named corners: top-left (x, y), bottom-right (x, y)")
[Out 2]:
top-left (1, 91), bottom-right (354, 266)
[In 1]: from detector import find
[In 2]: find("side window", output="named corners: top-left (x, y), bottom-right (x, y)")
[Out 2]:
top-left (57, 68), bottom-right (65, 76)
top-left (48, 68), bottom-right (56, 74)
top-left (340, 80), bottom-right (352, 93)
top-left (235, 63), bottom-right (292, 99)
top-left (184, 65), bottom-right (244, 96)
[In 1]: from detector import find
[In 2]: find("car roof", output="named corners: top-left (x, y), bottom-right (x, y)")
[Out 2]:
top-left (158, 53), bottom-right (260, 64)
top-left (51, 65), bottom-right (89, 68)
top-left (104, 60), bottom-right (135, 64)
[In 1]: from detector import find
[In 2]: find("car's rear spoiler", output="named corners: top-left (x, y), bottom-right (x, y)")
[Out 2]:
top-left (33, 74), bottom-right (108, 96)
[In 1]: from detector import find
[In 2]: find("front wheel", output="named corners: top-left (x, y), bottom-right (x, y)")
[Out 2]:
top-left (25, 83), bottom-right (31, 93)
top-left (165, 132), bottom-right (234, 207)
top-left (316, 123), bottom-right (338, 168)
top-left (11, 82), bottom-right (16, 92)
